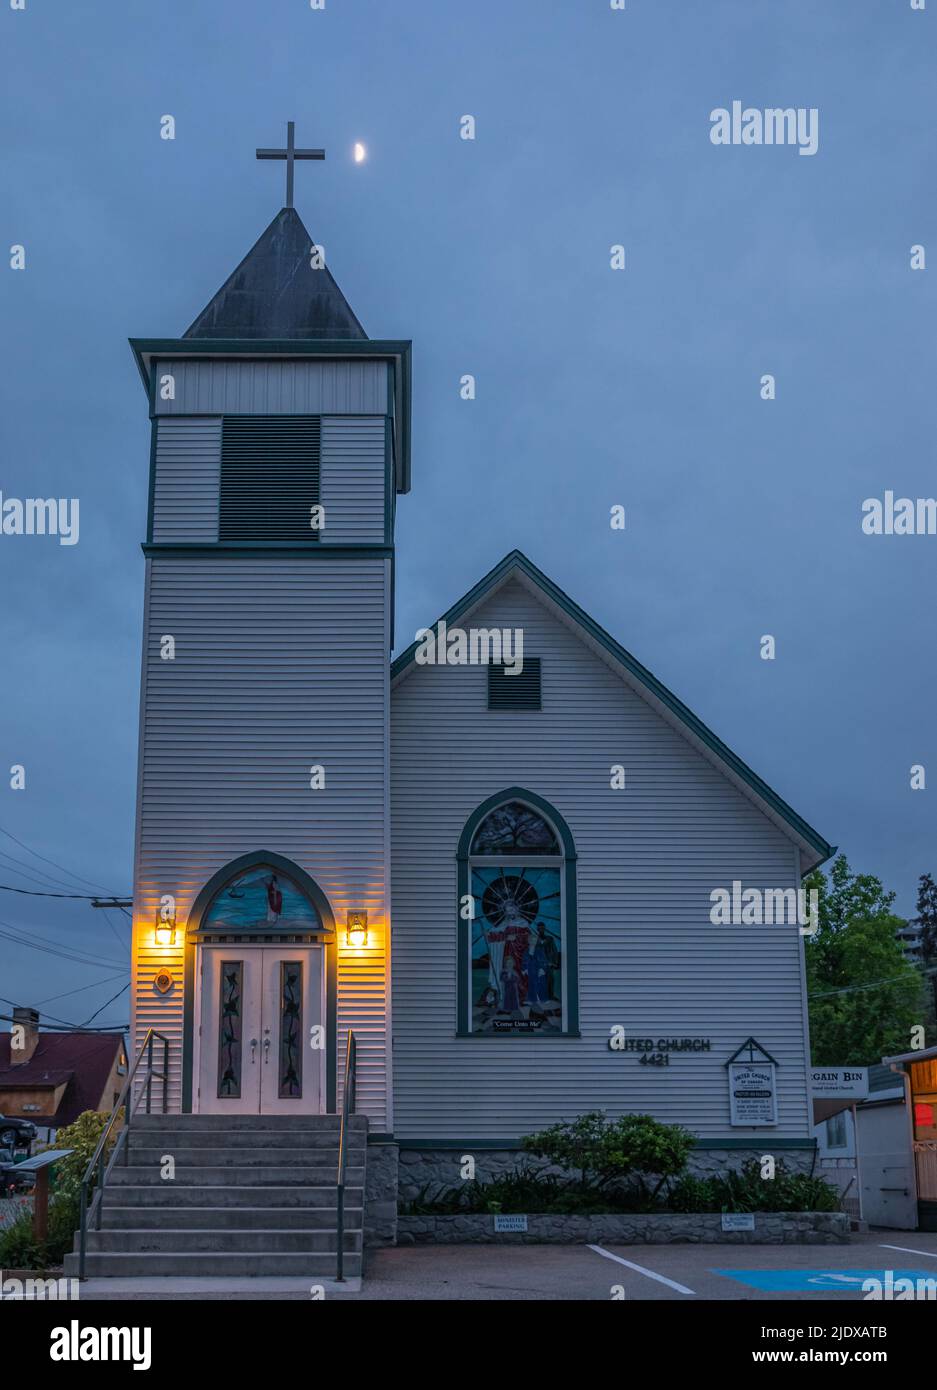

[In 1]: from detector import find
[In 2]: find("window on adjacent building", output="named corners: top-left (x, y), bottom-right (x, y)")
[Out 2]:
top-left (825, 1112), bottom-right (848, 1149)
top-left (219, 415), bottom-right (321, 541)
top-left (458, 795), bottom-right (577, 1037)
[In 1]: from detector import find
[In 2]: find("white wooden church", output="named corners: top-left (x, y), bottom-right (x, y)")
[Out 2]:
top-left (89, 135), bottom-right (834, 1276)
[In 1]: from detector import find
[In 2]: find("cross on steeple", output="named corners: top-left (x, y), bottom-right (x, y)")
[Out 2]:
top-left (256, 121), bottom-right (325, 209)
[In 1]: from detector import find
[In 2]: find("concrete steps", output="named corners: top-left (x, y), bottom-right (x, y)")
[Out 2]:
top-left (130, 1114), bottom-right (366, 1133)
top-left (64, 1113), bottom-right (367, 1281)
top-left (84, 1228), bottom-right (361, 1254)
top-left (99, 1205), bottom-right (362, 1230)
top-left (73, 1252), bottom-right (361, 1278)
top-left (123, 1129), bottom-right (356, 1149)
top-left (123, 1145), bottom-right (358, 1167)
top-left (108, 1163), bottom-right (364, 1185)
top-left (95, 1183), bottom-right (345, 1207)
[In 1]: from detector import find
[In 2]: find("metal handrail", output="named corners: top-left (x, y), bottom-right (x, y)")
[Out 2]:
top-left (77, 1027), bottom-right (170, 1280)
top-left (335, 1030), bottom-right (357, 1282)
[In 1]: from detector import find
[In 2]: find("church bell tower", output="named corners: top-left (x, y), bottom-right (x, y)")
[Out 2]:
top-left (128, 126), bottom-right (410, 1125)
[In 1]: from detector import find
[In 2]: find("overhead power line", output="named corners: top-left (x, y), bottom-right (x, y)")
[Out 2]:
top-left (0, 882), bottom-right (105, 899)
top-left (77, 982), bottom-right (131, 1027)
top-left (808, 967), bottom-right (937, 1001)
top-left (0, 850), bottom-right (96, 894)
top-left (0, 919), bottom-right (126, 971)
top-left (36, 971), bottom-right (130, 1006)
top-left (0, 822), bottom-right (119, 895)
top-left (1, 1000), bottom-right (128, 1033)
top-left (96, 907), bottom-right (131, 958)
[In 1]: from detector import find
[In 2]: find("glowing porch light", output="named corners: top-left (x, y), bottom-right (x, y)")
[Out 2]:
top-left (346, 910), bottom-right (369, 948)
top-left (154, 910), bottom-right (176, 947)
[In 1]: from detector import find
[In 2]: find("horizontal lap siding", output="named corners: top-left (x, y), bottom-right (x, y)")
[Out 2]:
top-left (152, 419), bottom-right (221, 542)
top-left (132, 557), bottom-right (390, 1124)
top-left (320, 417), bottom-right (387, 543)
top-left (154, 360), bottom-right (387, 415)
top-left (390, 579), bottom-right (811, 1141)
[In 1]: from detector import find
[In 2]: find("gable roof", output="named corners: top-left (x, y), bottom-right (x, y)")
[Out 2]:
top-left (183, 206), bottom-right (367, 341)
top-left (391, 550), bottom-right (835, 873)
top-left (0, 1031), bottom-right (125, 1129)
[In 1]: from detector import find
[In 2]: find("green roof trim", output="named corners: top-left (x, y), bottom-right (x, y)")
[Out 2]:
top-left (391, 549), bottom-right (834, 866)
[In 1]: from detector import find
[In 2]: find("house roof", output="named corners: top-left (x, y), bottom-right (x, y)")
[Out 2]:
top-left (0, 1068), bottom-right (73, 1089)
top-left (0, 1032), bottom-right (125, 1129)
top-left (881, 1044), bottom-right (937, 1068)
top-left (183, 206), bottom-right (367, 341)
top-left (391, 549), bottom-right (835, 873)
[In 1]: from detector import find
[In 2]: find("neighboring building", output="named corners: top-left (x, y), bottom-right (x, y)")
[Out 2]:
top-left (812, 1064), bottom-right (906, 1225)
top-left (108, 166), bottom-right (838, 1278)
top-left (0, 1008), bottom-right (127, 1142)
top-left (880, 1046), bottom-right (937, 1232)
top-left (895, 920), bottom-right (923, 964)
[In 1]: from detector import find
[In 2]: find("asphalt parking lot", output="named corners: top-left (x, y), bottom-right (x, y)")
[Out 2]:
top-left (348, 1230), bottom-right (937, 1301)
top-left (64, 1229), bottom-right (937, 1301)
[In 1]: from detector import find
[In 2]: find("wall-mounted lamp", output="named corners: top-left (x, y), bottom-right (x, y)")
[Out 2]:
top-left (346, 910), bottom-right (369, 948)
top-left (154, 911), bottom-right (176, 947)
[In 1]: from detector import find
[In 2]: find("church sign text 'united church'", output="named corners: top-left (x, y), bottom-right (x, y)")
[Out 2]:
top-left (608, 1031), bottom-right (712, 1060)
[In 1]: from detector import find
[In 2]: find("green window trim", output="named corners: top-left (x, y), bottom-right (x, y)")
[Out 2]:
top-left (456, 787), bottom-right (579, 1037)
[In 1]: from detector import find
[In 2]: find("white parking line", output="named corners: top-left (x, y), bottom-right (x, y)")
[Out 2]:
top-left (587, 1243), bottom-right (696, 1295)
top-left (880, 1243), bottom-right (937, 1260)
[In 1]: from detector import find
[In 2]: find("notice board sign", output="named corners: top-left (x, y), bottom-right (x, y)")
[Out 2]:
top-left (728, 1061), bottom-right (778, 1126)
top-left (809, 1067), bottom-right (869, 1101)
top-left (721, 1212), bottom-right (755, 1232)
top-left (493, 1214), bottom-right (528, 1233)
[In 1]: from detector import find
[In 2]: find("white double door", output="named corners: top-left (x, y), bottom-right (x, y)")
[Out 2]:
top-left (198, 945), bottom-right (323, 1114)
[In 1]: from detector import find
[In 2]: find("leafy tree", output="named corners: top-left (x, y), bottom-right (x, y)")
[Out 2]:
top-left (912, 872), bottom-right (937, 964)
top-left (805, 855), bottom-right (923, 1064)
top-left (911, 871), bottom-right (937, 1027)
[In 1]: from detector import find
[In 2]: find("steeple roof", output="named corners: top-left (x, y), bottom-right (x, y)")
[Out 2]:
top-left (183, 206), bottom-right (367, 341)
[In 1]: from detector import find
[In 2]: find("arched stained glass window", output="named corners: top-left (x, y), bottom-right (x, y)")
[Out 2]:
top-left (201, 864), bottom-right (323, 933)
top-left (459, 792), bottom-right (577, 1037)
top-left (470, 801), bottom-right (560, 856)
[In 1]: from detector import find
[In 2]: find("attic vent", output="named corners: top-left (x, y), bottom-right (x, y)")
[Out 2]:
top-left (219, 416), bottom-right (321, 541)
top-left (488, 658), bottom-right (542, 711)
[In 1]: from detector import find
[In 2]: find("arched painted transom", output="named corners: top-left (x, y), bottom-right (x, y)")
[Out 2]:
top-left (201, 864), bottom-right (324, 934)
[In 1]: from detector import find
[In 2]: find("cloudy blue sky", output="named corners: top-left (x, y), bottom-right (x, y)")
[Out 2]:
top-left (1, 0), bottom-right (934, 1028)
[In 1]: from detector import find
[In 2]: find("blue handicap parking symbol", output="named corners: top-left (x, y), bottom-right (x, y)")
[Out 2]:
top-left (713, 1268), bottom-right (935, 1292)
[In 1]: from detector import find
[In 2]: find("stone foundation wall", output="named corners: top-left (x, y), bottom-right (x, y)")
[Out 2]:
top-left (397, 1145), bottom-right (816, 1202)
top-left (397, 1211), bottom-right (849, 1246)
top-left (364, 1141), bottom-right (399, 1248)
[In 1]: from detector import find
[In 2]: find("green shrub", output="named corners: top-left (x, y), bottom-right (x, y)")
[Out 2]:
top-left (668, 1160), bottom-right (842, 1214)
top-left (522, 1111), bottom-right (696, 1203)
top-left (400, 1165), bottom-right (651, 1217)
top-left (665, 1173), bottom-right (718, 1213)
top-left (0, 1110), bottom-right (120, 1270)
top-left (54, 1110), bottom-right (121, 1198)
top-left (0, 1191), bottom-right (80, 1270)
top-left (400, 1134), bottom-right (842, 1220)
